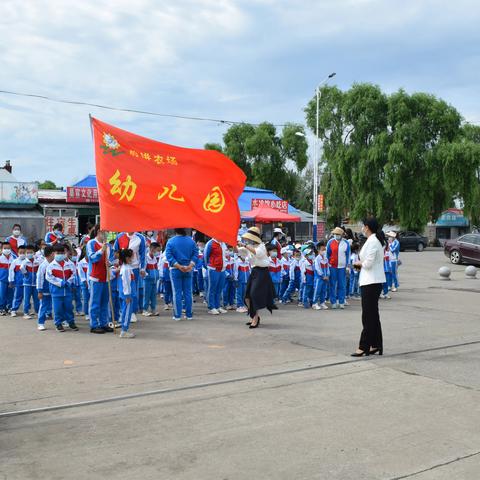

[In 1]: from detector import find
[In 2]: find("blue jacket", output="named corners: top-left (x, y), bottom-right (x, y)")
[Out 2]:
top-left (165, 235), bottom-right (198, 269)
top-left (46, 260), bottom-right (76, 297)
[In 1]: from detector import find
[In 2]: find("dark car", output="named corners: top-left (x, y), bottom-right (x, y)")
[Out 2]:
top-left (444, 233), bottom-right (480, 265)
top-left (398, 231), bottom-right (428, 252)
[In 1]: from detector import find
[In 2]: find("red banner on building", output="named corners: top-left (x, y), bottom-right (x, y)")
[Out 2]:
top-left (317, 194), bottom-right (325, 213)
top-left (251, 198), bottom-right (288, 213)
top-left (67, 186), bottom-right (98, 203)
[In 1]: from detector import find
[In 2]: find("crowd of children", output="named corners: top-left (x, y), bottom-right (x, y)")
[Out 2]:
top-left (1, 223), bottom-right (401, 337)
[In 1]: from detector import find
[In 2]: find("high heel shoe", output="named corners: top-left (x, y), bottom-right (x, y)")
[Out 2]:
top-left (350, 350), bottom-right (370, 357)
top-left (369, 348), bottom-right (383, 356)
top-left (249, 317), bottom-right (260, 328)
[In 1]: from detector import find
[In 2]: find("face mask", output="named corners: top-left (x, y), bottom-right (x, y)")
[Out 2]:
top-left (147, 231), bottom-right (154, 237)
top-left (287, 251), bottom-right (293, 257)
top-left (18, 253), bottom-right (26, 260)
top-left (154, 252), bottom-right (161, 257)
top-left (308, 254), bottom-right (315, 260)
top-left (26, 253), bottom-right (34, 260)
top-left (294, 257), bottom-right (300, 262)
top-left (270, 252), bottom-right (278, 258)
top-left (334, 235), bottom-right (342, 241)
top-left (3, 249), bottom-right (11, 256)
top-left (55, 254), bottom-right (65, 262)
top-left (12, 230), bottom-right (21, 237)
top-left (40, 249), bottom-right (45, 255)
top-left (198, 247), bottom-right (204, 253)
top-left (71, 256), bottom-right (77, 262)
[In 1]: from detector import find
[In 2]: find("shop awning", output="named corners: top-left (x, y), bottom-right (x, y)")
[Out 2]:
top-left (241, 206), bottom-right (301, 223)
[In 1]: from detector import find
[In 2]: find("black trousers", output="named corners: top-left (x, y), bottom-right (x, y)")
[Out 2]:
top-left (359, 283), bottom-right (383, 352)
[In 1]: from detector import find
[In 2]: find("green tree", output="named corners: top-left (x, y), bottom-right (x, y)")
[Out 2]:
top-left (38, 180), bottom-right (57, 189)
top-left (208, 122), bottom-right (308, 202)
top-left (305, 83), bottom-right (477, 231)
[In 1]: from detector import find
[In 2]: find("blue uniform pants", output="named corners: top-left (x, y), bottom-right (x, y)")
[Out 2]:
top-left (383, 272), bottom-right (392, 295)
top-left (390, 261), bottom-right (399, 288)
top-left (72, 286), bottom-right (82, 313)
top-left (23, 285), bottom-right (39, 314)
top-left (223, 278), bottom-right (235, 307)
top-left (108, 290), bottom-right (120, 323)
top-left (81, 282), bottom-right (90, 315)
top-left (12, 285), bottom-right (24, 312)
top-left (143, 278), bottom-right (157, 311)
top-left (329, 267), bottom-right (346, 305)
top-left (52, 295), bottom-right (74, 326)
top-left (120, 296), bottom-right (135, 331)
top-left (236, 282), bottom-right (247, 307)
top-left (313, 277), bottom-right (329, 304)
top-left (207, 269), bottom-right (225, 310)
top-left (88, 281), bottom-right (109, 328)
top-left (170, 269), bottom-right (193, 319)
top-left (350, 271), bottom-right (360, 296)
top-left (163, 279), bottom-right (172, 305)
top-left (132, 268), bottom-right (141, 312)
top-left (38, 294), bottom-right (52, 325)
top-left (303, 280), bottom-right (314, 308)
top-left (282, 275), bottom-right (300, 302)
top-left (0, 280), bottom-right (13, 310)
top-left (280, 275), bottom-right (290, 298)
top-left (272, 282), bottom-right (281, 299)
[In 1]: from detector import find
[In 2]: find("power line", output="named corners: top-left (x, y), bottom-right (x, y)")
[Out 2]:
top-left (0, 89), bottom-right (289, 127)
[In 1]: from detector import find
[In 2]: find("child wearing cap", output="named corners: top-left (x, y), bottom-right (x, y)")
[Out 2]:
top-left (313, 240), bottom-right (330, 310)
top-left (300, 247), bottom-right (316, 308)
top-left (267, 244), bottom-right (282, 300)
top-left (387, 232), bottom-right (400, 291)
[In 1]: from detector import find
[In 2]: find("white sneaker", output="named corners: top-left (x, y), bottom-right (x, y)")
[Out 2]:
top-left (385, 294), bottom-right (391, 299)
top-left (236, 307), bottom-right (247, 313)
top-left (163, 304), bottom-right (170, 311)
top-left (312, 304), bottom-right (321, 310)
top-left (130, 313), bottom-right (138, 323)
top-left (23, 314), bottom-right (33, 319)
top-left (199, 292), bottom-right (204, 298)
top-left (37, 324), bottom-right (46, 331)
top-left (227, 305), bottom-right (236, 311)
top-left (119, 330), bottom-right (136, 338)
top-left (186, 317), bottom-right (193, 321)
top-left (62, 321), bottom-right (69, 327)
top-left (344, 301), bottom-right (350, 306)
top-left (10, 311), bottom-right (17, 317)
top-left (173, 317), bottom-right (182, 321)
top-left (321, 303), bottom-right (329, 310)
top-left (331, 303), bottom-right (337, 310)
top-left (150, 311), bottom-right (159, 316)
top-left (391, 287), bottom-right (397, 292)
top-left (208, 309), bottom-right (220, 315)
top-left (142, 311), bottom-right (152, 317)
top-left (85, 315), bottom-right (90, 321)
top-left (218, 308), bottom-right (228, 314)
top-left (76, 312), bottom-right (85, 317)
top-left (339, 304), bottom-right (345, 310)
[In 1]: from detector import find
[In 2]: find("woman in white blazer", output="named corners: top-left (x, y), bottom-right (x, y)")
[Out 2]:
top-left (351, 217), bottom-right (386, 356)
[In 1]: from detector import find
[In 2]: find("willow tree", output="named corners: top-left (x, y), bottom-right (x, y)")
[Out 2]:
top-left (306, 83), bottom-right (477, 231)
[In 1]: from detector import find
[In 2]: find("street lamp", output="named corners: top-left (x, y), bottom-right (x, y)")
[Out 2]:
top-left (312, 72), bottom-right (336, 242)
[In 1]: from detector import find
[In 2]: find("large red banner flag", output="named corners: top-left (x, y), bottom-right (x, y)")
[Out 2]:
top-left (90, 117), bottom-right (246, 245)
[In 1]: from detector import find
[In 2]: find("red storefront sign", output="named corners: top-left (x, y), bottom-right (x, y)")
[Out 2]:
top-left (251, 198), bottom-right (289, 213)
top-left (317, 194), bottom-right (325, 213)
top-left (67, 186), bottom-right (99, 203)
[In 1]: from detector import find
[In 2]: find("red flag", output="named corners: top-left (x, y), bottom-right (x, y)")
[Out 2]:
top-left (90, 117), bottom-right (246, 245)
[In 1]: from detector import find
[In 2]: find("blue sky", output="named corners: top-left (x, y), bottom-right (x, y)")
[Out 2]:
top-left (1, 0), bottom-right (479, 186)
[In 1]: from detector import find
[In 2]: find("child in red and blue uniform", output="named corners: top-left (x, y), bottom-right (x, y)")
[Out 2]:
top-left (280, 247), bottom-right (291, 300)
top-left (300, 248), bottom-right (316, 308)
top-left (36, 245), bottom-right (54, 331)
top-left (9, 245), bottom-right (25, 316)
top-left (143, 242), bottom-right (161, 316)
top-left (222, 249), bottom-right (236, 310)
top-left (281, 250), bottom-right (301, 303)
top-left (0, 242), bottom-right (14, 314)
top-left (204, 238), bottom-right (227, 315)
top-left (77, 249), bottom-right (90, 319)
top-left (44, 223), bottom-right (65, 246)
top-left (46, 245), bottom-right (78, 332)
top-left (326, 228), bottom-right (351, 309)
top-left (20, 245), bottom-right (40, 319)
top-left (381, 244), bottom-right (392, 299)
top-left (118, 248), bottom-right (136, 338)
top-left (5, 224), bottom-right (27, 255)
top-left (234, 251), bottom-right (250, 313)
top-left (313, 240), bottom-right (330, 310)
top-left (268, 244), bottom-right (282, 300)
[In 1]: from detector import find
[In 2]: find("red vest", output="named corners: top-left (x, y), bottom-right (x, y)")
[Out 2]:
top-left (208, 241), bottom-right (224, 271)
top-left (90, 241), bottom-right (107, 282)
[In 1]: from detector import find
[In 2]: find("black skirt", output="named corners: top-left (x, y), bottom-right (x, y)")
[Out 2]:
top-left (244, 266), bottom-right (277, 319)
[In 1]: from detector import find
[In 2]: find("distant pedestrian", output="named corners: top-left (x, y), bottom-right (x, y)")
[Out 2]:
top-left (351, 217), bottom-right (386, 357)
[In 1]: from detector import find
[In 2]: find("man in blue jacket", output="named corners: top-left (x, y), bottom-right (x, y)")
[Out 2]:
top-left (165, 229), bottom-right (198, 321)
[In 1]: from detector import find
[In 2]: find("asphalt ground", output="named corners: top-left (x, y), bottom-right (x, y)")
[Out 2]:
top-left (1, 249), bottom-right (480, 480)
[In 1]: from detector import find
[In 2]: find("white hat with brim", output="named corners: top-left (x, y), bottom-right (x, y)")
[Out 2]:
top-left (274, 227), bottom-right (284, 234)
top-left (242, 227), bottom-right (262, 244)
top-left (386, 231), bottom-right (397, 238)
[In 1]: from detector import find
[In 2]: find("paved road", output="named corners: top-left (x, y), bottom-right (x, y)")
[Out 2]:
top-left (1, 249), bottom-right (480, 479)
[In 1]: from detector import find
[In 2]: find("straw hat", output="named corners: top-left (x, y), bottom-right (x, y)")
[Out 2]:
top-left (332, 227), bottom-right (345, 236)
top-left (386, 231), bottom-right (397, 238)
top-left (242, 226), bottom-right (262, 244)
